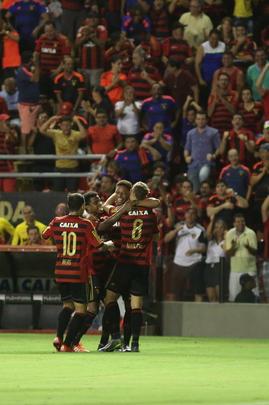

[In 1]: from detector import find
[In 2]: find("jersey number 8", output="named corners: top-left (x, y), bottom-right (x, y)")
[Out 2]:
top-left (132, 219), bottom-right (143, 241)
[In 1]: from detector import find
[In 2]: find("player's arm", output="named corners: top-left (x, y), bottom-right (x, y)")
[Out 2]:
top-left (164, 223), bottom-right (183, 243)
top-left (42, 222), bottom-right (54, 240)
top-left (136, 197), bottom-right (160, 208)
top-left (103, 193), bottom-right (117, 213)
top-left (98, 201), bottom-right (131, 232)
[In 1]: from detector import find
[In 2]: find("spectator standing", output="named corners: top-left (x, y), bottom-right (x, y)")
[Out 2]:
top-left (16, 52), bottom-right (40, 151)
top-left (127, 47), bottom-right (161, 100)
top-left (105, 31), bottom-right (134, 75)
top-left (246, 48), bottom-right (269, 101)
top-left (238, 87), bottom-right (263, 134)
top-left (219, 149), bottom-right (251, 199)
top-left (6, 0), bottom-right (48, 52)
top-left (170, 178), bottom-right (200, 226)
top-left (114, 135), bottom-right (158, 183)
top-left (141, 83), bottom-right (177, 133)
top-left (225, 213), bottom-right (258, 302)
top-left (207, 180), bottom-right (248, 228)
top-left (53, 56), bottom-right (85, 113)
top-left (208, 72), bottom-right (238, 134)
top-left (219, 113), bottom-right (255, 166)
top-left (205, 217), bottom-right (227, 302)
top-left (149, 0), bottom-right (170, 39)
top-left (256, 62), bottom-right (269, 120)
top-left (60, 0), bottom-right (85, 42)
top-left (115, 85), bottom-right (141, 137)
top-left (179, 0), bottom-right (213, 49)
top-left (163, 58), bottom-right (199, 110)
top-left (122, 6), bottom-right (151, 44)
top-left (0, 114), bottom-right (17, 192)
top-left (75, 12), bottom-right (108, 87)
top-left (40, 115), bottom-right (87, 192)
top-left (164, 208), bottom-right (206, 301)
top-left (195, 29), bottom-right (225, 89)
top-left (87, 110), bottom-right (122, 156)
top-left (0, 19), bottom-right (21, 79)
top-left (233, 0), bottom-right (254, 34)
top-left (184, 111), bottom-right (220, 193)
top-left (162, 22), bottom-right (192, 67)
top-left (211, 52), bottom-right (245, 93)
top-left (35, 21), bottom-right (71, 98)
top-left (12, 205), bottom-right (47, 245)
top-left (231, 24), bottom-right (256, 68)
top-left (82, 86), bottom-right (114, 125)
top-left (218, 16), bottom-right (234, 48)
top-left (28, 111), bottom-right (55, 191)
top-left (100, 55), bottom-right (127, 105)
top-left (0, 78), bottom-right (19, 124)
top-left (141, 121), bottom-right (173, 163)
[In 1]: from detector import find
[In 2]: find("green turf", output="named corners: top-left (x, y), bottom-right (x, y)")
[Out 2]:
top-left (0, 335), bottom-right (269, 405)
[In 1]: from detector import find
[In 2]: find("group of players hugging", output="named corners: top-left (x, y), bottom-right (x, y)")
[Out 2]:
top-left (42, 180), bottom-right (160, 353)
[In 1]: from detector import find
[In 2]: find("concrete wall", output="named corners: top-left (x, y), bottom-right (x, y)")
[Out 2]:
top-left (161, 302), bottom-right (269, 338)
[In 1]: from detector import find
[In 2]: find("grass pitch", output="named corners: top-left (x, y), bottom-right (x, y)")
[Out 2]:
top-left (0, 334), bottom-right (269, 405)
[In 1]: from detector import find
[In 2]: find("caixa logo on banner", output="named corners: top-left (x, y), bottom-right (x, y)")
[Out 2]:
top-left (0, 278), bottom-right (57, 292)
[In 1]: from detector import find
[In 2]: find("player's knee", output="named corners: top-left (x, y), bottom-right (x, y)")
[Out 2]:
top-left (104, 290), bottom-right (118, 306)
top-left (74, 302), bottom-right (87, 313)
top-left (131, 295), bottom-right (143, 309)
top-left (87, 302), bottom-right (98, 314)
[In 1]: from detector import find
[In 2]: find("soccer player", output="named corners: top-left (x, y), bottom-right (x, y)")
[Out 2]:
top-left (71, 190), bottom-right (132, 351)
top-left (42, 193), bottom-right (113, 352)
top-left (101, 182), bottom-right (160, 352)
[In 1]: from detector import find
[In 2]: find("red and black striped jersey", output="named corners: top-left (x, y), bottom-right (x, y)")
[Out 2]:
top-left (35, 34), bottom-right (71, 74)
top-left (118, 208), bottom-right (159, 267)
top-left (208, 91), bottom-right (238, 134)
top-left (150, 7), bottom-right (170, 39)
top-left (105, 41), bottom-right (134, 73)
top-left (162, 37), bottom-right (192, 63)
top-left (42, 215), bottom-right (102, 283)
top-left (127, 65), bottom-right (161, 100)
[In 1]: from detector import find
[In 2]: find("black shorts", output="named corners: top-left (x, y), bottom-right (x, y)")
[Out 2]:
top-left (204, 263), bottom-right (221, 288)
top-left (58, 282), bottom-right (89, 304)
top-left (172, 261), bottom-right (205, 300)
top-left (106, 263), bottom-right (149, 297)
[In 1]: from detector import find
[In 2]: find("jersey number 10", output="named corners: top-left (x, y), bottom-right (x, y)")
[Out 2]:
top-left (61, 231), bottom-right (77, 256)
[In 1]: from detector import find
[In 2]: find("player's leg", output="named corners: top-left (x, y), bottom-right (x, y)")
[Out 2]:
top-left (130, 294), bottom-right (143, 352)
top-left (54, 283), bottom-right (74, 351)
top-left (72, 276), bottom-right (99, 350)
top-left (60, 283), bottom-right (88, 352)
top-left (122, 296), bottom-right (132, 351)
top-left (98, 289), bottom-right (121, 351)
top-left (129, 266), bottom-right (149, 352)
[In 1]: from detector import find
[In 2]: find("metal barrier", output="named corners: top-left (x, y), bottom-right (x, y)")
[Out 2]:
top-left (0, 154), bottom-right (105, 178)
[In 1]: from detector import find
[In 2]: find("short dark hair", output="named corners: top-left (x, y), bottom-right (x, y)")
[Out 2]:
top-left (59, 116), bottom-right (72, 124)
top-left (196, 110), bottom-right (208, 118)
top-left (167, 58), bottom-right (182, 69)
top-left (111, 54), bottom-right (122, 65)
top-left (84, 191), bottom-right (98, 205)
top-left (116, 179), bottom-right (132, 190)
top-left (96, 109), bottom-right (108, 117)
top-left (132, 182), bottom-right (150, 200)
top-left (216, 180), bottom-right (227, 187)
top-left (67, 193), bottom-right (85, 211)
top-left (234, 213), bottom-right (245, 221)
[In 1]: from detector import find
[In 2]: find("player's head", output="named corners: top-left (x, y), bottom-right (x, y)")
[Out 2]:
top-left (114, 180), bottom-right (132, 206)
top-left (27, 225), bottom-right (41, 244)
top-left (130, 182), bottom-right (150, 202)
top-left (67, 193), bottom-right (85, 215)
top-left (233, 213), bottom-right (246, 233)
top-left (185, 207), bottom-right (197, 225)
top-left (84, 191), bottom-right (102, 215)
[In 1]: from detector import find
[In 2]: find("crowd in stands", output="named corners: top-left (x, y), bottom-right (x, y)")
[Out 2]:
top-left (1, 0), bottom-right (269, 303)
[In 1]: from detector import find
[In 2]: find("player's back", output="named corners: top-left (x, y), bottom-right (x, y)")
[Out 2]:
top-left (119, 208), bottom-right (158, 267)
top-left (43, 214), bottom-right (102, 283)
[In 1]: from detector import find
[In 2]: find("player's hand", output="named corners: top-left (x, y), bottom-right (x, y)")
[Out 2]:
top-left (123, 200), bottom-right (133, 212)
top-left (103, 240), bottom-right (115, 252)
top-left (207, 153), bottom-right (213, 161)
top-left (238, 134), bottom-right (247, 142)
top-left (175, 223), bottom-right (183, 232)
top-left (223, 131), bottom-right (230, 140)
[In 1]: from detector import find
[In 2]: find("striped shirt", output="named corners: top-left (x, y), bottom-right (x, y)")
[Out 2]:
top-left (127, 65), bottom-right (161, 100)
top-left (42, 215), bottom-right (102, 283)
top-left (118, 208), bottom-right (158, 266)
top-left (35, 34), bottom-right (70, 74)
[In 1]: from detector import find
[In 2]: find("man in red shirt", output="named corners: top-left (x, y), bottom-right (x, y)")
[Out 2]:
top-left (219, 113), bottom-right (255, 166)
top-left (35, 21), bottom-right (71, 98)
top-left (127, 47), bottom-right (161, 100)
top-left (208, 72), bottom-right (238, 134)
top-left (75, 12), bottom-right (108, 87)
top-left (42, 192), bottom-right (109, 352)
top-left (88, 110), bottom-right (122, 156)
top-left (100, 55), bottom-right (127, 104)
top-left (211, 52), bottom-right (245, 93)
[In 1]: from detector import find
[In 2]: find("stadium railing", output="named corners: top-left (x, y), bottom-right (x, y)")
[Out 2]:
top-left (0, 154), bottom-right (105, 178)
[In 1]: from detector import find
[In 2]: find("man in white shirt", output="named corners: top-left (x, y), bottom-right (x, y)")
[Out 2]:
top-left (115, 86), bottom-right (141, 137)
top-left (225, 213), bottom-right (258, 301)
top-left (164, 208), bottom-right (206, 301)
